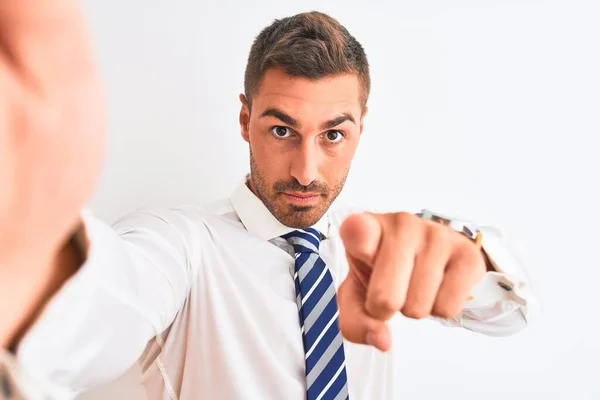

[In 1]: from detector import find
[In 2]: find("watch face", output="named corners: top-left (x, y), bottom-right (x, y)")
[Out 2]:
top-left (418, 209), bottom-right (479, 239)
top-left (429, 214), bottom-right (452, 226)
top-left (419, 209), bottom-right (452, 224)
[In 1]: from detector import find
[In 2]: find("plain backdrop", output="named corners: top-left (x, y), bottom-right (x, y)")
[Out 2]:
top-left (75, 0), bottom-right (599, 399)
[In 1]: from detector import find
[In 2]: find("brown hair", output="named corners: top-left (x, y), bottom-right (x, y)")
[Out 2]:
top-left (244, 11), bottom-right (370, 109)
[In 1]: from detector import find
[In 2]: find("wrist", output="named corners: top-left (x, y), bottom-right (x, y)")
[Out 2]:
top-left (0, 253), bottom-right (58, 349)
top-left (1, 220), bottom-right (87, 351)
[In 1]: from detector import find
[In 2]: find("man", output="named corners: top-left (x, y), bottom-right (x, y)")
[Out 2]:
top-left (0, 5), bottom-right (539, 400)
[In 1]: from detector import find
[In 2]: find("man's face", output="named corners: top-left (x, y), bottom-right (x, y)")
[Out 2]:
top-left (239, 68), bottom-right (367, 228)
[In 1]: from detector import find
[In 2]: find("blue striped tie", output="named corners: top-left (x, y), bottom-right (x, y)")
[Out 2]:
top-left (281, 228), bottom-right (349, 400)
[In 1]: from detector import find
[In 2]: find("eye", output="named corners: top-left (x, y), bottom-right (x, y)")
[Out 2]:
top-left (271, 126), bottom-right (292, 139)
top-left (324, 130), bottom-right (344, 143)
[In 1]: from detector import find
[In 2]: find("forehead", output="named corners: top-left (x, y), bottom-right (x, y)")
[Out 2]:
top-left (252, 68), bottom-right (362, 119)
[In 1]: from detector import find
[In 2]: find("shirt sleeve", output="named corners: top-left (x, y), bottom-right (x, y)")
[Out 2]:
top-left (431, 225), bottom-right (541, 336)
top-left (0, 207), bottom-right (205, 399)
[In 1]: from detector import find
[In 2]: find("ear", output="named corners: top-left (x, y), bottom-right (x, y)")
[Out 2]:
top-left (239, 94), bottom-right (250, 143)
top-left (359, 106), bottom-right (369, 134)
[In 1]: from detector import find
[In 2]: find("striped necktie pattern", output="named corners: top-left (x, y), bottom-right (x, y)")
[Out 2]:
top-left (281, 228), bottom-right (349, 400)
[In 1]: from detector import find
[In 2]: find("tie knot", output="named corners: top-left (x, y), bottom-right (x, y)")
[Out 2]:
top-left (281, 228), bottom-right (321, 254)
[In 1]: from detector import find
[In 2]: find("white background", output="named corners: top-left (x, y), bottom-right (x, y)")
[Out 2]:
top-left (77, 0), bottom-right (599, 398)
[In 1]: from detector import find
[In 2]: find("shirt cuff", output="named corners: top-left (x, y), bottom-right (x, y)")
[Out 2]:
top-left (455, 225), bottom-right (541, 333)
top-left (476, 226), bottom-right (540, 320)
top-left (429, 224), bottom-right (541, 337)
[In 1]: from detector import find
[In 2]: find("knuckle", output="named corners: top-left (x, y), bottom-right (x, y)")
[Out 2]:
top-left (433, 303), bottom-right (461, 319)
top-left (426, 223), bottom-right (451, 245)
top-left (455, 248), bottom-right (486, 275)
top-left (401, 303), bottom-right (430, 319)
top-left (393, 211), bottom-right (417, 229)
top-left (367, 293), bottom-right (402, 317)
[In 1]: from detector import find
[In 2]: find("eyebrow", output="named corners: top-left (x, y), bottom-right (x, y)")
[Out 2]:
top-left (321, 113), bottom-right (355, 130)
top-left (260, 108), bottom-right (356, 130)
top-left (259, 108), bottom-right (299, 128)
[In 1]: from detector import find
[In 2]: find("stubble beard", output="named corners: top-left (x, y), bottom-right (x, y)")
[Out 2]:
top-left (248, 150), bottom-right (348, 229)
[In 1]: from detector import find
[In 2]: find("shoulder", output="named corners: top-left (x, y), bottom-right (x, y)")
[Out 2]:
top-left (109, 197), bottom-right (239, 234)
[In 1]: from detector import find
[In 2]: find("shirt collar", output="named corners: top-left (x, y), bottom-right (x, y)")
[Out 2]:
top-left (230, 175), bottom-right (330, 241)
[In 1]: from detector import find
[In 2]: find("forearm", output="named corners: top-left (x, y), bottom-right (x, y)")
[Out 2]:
top-left (3, 209), bottom-right (201, 393)
top-left (0, 260), bottom-right (56, 349)
top-left (0, 214), bottom-right (157, 397)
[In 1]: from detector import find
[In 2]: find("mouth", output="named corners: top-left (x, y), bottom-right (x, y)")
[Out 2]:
top-left (282, 192), bottom-right (322, 203)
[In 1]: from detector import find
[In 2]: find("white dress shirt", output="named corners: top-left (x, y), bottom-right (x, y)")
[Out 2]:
top-left (1, 177), bottom-right (540, 400)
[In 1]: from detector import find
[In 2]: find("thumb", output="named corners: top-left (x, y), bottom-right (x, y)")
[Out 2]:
top-left (337, 271), bottom-right (391, 352)
top-left (339, 212), bottom-right (383, 268)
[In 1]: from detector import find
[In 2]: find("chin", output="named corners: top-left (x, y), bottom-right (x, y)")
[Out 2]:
top-left (276, 206), bottom-right (326, 229)
top-left (280, 218), bottom-right (316, 229)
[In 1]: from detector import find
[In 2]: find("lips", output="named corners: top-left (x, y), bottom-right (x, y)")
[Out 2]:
top-left (283, 192), bottom-right (321, 202)
top-left (284, 192), bottom-right (320, 199)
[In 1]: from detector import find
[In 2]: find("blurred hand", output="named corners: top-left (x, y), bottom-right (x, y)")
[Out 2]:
top-left (0, 1), bottom-right (105, 345)
top-left (337, 212), bottom-right (486, 351)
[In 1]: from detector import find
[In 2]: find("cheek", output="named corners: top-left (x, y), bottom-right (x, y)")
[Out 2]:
top-left (248, 128), bottom-right (270, 162)
top-left (322, 143), bottom-right (356, 174)
top-left (250, 135), bottom-right (290, 176)
top-left (317, 155), bottom-right (347, 190)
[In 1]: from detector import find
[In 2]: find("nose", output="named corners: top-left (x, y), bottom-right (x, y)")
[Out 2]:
top-left (289, 141), bottom-right (320, 187)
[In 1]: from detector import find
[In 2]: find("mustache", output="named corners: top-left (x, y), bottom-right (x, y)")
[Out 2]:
top-left (274, 179), bottom-right (328, 194)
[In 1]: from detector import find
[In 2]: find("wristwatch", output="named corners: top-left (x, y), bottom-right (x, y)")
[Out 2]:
top-left (417, 210), bottom-right (515, 294)
top-left (417, 209), bottom-right (483, 249)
